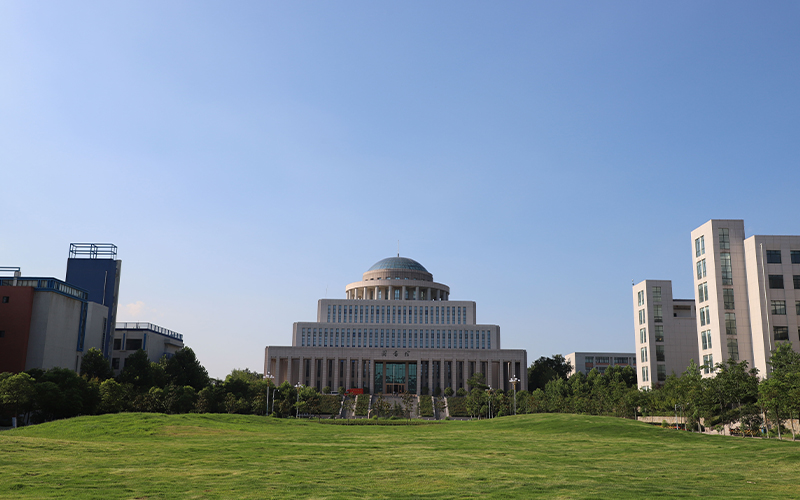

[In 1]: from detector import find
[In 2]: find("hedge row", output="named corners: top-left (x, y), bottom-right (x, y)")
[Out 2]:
top-left (418, 395), bottom-right (433, 417)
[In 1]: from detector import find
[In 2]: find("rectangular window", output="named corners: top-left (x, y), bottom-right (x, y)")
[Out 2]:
top-left (654, 325), bottom-right (664, 342)
top-left (695, 236), bottom-right (705, 257)
top-left (700, 306), bottom-right (710, 326)
top-left (766, 250), bottom-right (782, 264)
top-left (774, 326), bottom-right (789, 341)
top-left (725, 313), bottom-right (737, 335)
top-left (637, 290), bottom-right (645, 307)
top-left (791, 250), bottom-right (800, 264)
top-left (656, 345), bottom-right (665, 362)
top-left (639, 309), bottom-right (646, 325)
top-left (723, 289), bottom-right (735, 310)
top-left (0, 330), bottom-right (4, 338)
top-left (796, 301), bottom-right (800, 316)
top-left (771, 300), bottom-right (786, 315)
top-left (657, 365), bottom-right (666, 382)
top-left (654, 305), bottom-right (663, 323)
top-left (113, 338), bottom-right (122, 350)
top-left (1, 296), bottom-right (8, 303)
top-left (720, 253), bottom-right (733, 286)
top-left (703, 354), bottom-right (714, 374)
top-left (727, 338), bottom-right (739, 362)
top-left (794, 275), bottom-right (800, 289)
top-left (698, 283), bottom-right (708, 303)
top-left (640, 346), bottom-right (648, 363)
top-left (769, 275), bottom-right (784, 289)
top-left (697, 259), bottom-right (707, 280)
top-left (701, 330), bottom-right (709, 350)
top-left (652, 286), bottom-right (662, 302)
top-left (642, 366), bottom-right (649, 382)
top-left (639, 328), bottom-right (647, 344)
top-left (719, 228), bottom-right (730, 250)
top-left (125, 338), bottom-right (143, 351)
top-left (111, 358), bottom-right (119, 369)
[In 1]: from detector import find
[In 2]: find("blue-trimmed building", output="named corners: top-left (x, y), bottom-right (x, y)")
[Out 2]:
top-left (0, 272), bottom-right (109, 373)
top-left (111, 322), bottom-right (185, 373)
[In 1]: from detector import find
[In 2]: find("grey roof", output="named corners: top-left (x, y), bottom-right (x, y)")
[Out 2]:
top-left (367, 257), bottom-right (429, 273)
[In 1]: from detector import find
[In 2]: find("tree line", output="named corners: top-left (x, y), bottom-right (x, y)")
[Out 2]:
top-left (3, 346), bottom-right (800, 437)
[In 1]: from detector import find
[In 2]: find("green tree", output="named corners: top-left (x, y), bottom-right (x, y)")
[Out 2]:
top-left (117, 350), bottom-right (155, 390)
top-left (79, 348), bottom-right (113, 381)
top-left (528, 355), bottom-right (572, 391)
top-left (99, 379), bottom-right (129, 413)
top-left (165, 348), bottom-right (210, 391)
top-left (709, 359), bottom-right (759, 435)
top-left (0, 372), bottom-right (35, 426)
top-left (467, 372), bottom-right (488, 391)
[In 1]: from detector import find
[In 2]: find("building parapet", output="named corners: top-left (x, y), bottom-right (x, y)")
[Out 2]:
top-left (116, 322), bottom-right (183, 341)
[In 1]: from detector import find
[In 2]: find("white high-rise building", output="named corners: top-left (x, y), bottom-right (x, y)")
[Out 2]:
top-left (632, 280), bottom-right (697, 390)
top-left (691, 220), bottom-right (800, 377)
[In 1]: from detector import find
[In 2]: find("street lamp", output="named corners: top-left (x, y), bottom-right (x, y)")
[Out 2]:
top-left (487, 386), bottom-right (493, 419)
top-left (509, 376), bottom-right (520, 415)
top-left (265, 372), bottom-right (274, 417)
top-left (295, 382), bottom-right (303, 418)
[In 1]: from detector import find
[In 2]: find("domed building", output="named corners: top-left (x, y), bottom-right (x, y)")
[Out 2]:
top-left (264, 256), bottom-right (527, 395)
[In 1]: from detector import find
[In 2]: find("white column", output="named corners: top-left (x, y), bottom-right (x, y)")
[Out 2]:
top-left (402, 286), bottom-right (407, 300)
top-left (415, 286), bottom-right (420, 300)
top-left (375, 286), bottom-right (379, 300)
top-left (388, 285), bottom-right (393, 300)
top-left (310, 357), bottom-right (317, 389)
top-left (357, 357), bottom-right (363, 389)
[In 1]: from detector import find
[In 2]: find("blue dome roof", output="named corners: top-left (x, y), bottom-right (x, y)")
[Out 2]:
top-left (367, 257), bottom-right (429, 273)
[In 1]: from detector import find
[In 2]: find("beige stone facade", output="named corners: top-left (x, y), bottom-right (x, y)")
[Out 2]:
top-left (265, 256), bottom-right (527, 394)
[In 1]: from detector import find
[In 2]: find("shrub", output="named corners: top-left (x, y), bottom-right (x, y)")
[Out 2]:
top-left (355, 394), bottom-right (370, 416)
top-left (661, 420), bottom-right (669, 428)
top-left (456, 388), bottom-right (467, 397)
top-left (447, 397), bottom-right (469, 417)
top-left (444, 387), bottom-right (454, 397)
top-left (419, 395), bottom-right (434, 417)
top-left (318, 395), bottom-right (341, 414)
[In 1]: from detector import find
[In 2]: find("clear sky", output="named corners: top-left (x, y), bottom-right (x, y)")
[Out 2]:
top-left (2, 2), bottom-right (798, 379)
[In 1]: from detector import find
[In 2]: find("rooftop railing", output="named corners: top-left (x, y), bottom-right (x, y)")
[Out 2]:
top-left (0, 277), bottom-right (88, 300)
top-left (69, 243), bottom-right (118, 259)
top-left (116, 322), bottom-right (183, 342)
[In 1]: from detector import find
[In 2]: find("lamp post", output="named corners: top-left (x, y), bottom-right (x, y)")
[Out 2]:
top-left (295, 382), bottom-right (303, 418)
top-left (265, 372), bottom-right (274, 417)
top-left (509, 376), bottom-right (520, 415)
top-left (487, 386), bottom-right (493, 419)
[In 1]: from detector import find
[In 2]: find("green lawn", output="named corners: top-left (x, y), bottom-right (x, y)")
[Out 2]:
top-left (1, 413), bottom-right (798, 499)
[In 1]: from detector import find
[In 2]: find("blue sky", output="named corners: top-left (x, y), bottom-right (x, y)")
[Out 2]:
top-left (2, 2), bottom-right (798, 379)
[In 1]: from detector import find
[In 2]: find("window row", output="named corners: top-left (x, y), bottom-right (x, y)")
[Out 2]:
top-left (300, 327), bottom-right (491, 350)
top-left (768, 275), bottom-right (800, 289)
top-left (765, 250), bottom-right (800, 264)
top-left (326, 304), bottom-right (468, 325)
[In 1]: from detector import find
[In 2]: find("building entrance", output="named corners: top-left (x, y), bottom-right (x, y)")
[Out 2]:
top-left (375, 362), bottom-right (417, 394)
top-left (385, 383), bottom-right (405, 394)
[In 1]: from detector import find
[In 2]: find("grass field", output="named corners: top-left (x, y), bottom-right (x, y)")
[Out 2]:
top-left (2, 413), bottom-right (799, 499)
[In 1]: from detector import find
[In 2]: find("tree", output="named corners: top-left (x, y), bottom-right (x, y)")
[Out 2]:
top-left (117, 350), bottom-right (155, 390)
top-left (528, 355), bottom-right (572, 391)
top-left (400, 391), bottom-right (415, 421)
top-left (466, 372), bottom-right (488, 391)
top-left (444, 387), bottom-right (454, 397)
top-left (99, 379), bottom-right (129, 413)
top-left (79, 348), bottom-right (113, 381)
top-left (165, 348), bottom-right (210, 391)
top-left (0, 372), bottom-right (35, 426)
top-left (709, 359), bottom-right (759, 435)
